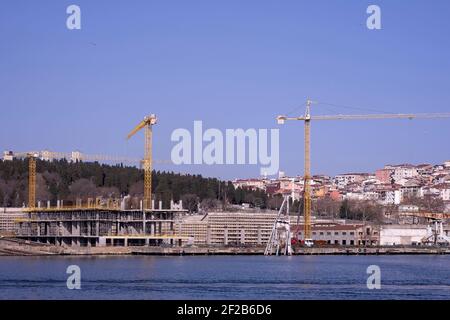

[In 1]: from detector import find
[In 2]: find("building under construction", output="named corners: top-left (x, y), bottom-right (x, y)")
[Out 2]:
top-left (16, 201), bottom-right (190, 247)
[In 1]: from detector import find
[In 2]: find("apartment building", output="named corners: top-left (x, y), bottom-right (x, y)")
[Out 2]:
top-left (0, 208), bottom-right (27, 235)
top-left (175, 212), bottom-right (277, 246)
top-left (295, 223), bottom-right (379, 246)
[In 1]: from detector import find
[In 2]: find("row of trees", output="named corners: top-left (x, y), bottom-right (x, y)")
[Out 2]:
top-left (1, 159), bottom-right (440, 220)
top-left (0, 159), bottom-right (268, 210)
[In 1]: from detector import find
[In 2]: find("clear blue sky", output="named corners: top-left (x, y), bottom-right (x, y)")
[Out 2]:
top-left (1, 0), bottom-right (450, 180)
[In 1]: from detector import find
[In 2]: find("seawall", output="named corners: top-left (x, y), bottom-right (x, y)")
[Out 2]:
top-left (1, 238), bottom-right (449, 256)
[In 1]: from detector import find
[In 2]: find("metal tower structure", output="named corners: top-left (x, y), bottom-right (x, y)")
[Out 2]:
top-left (27, 153), bottom-right (37, 209)
top-left (127, 114), bottom-right (158, 210)
top-left (264, 195), bottom-right (293, 256)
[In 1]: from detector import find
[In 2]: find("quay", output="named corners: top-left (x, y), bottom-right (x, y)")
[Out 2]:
top-left (1, 238), bottom-right (449, 256)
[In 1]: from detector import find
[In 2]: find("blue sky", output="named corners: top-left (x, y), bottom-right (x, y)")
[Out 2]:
top-left (1, 0), bottom-right (450, 179)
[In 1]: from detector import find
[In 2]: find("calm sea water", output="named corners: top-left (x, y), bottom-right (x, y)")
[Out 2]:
top-left (0, 255), bottom-right (449, 300)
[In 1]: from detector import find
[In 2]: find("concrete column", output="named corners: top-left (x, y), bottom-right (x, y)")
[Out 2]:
top-left (159, 201), bottom-right (162, 210)
top-left (257, 227), bottom-right (262, 245)
top-left (38, 201), bottom-right (41, 209)
top-left (224, 228), bottom-right (228, 246)
top-left (96, 212), bottom-right (99, 236)
top-left (124, 238), bottom-right (128, 247)
top-left (179, 200), bottom-right (183, 210)
top-left (206, 225), bottom-right (211, 245)
top-left (145, 238), bottom-right (149, 246)
top-left (57, 200), bottom-right (60, 208)
top-left (240, 229), bottom-right (245, 245)
top-left (170, 200), bottom-right (174, 209)
top-left (98, 237), bottom-right (106, 247)
top-left (143, 211), bottom-right (146, 234)
top-left (140, 200), bottom-right (143, 211)
top-left (151, 200), bottom-right (155, 210)
top-left (47, 201), bottom-right (51, 209)
top-left (150, 222), bottom-right (155, 235)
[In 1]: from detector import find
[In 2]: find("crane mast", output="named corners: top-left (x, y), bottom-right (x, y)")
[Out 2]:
top-left (144, 122), bottom-right (153, 210)
top-left (127, 114), bottom-right (157, 210)
top-left (28, 153), bottom-right (36, 209)
top-left (303, 100), bottom-right (312, 240)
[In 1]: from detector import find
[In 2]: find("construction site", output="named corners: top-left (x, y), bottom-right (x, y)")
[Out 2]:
top-left (5, 115), bottom-right (188, 249)
top-left (1, 105), bottom-right (450, 255)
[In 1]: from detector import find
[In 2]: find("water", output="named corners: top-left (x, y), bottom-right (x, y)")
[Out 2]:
top-left (0, 255), bottom-right (449, 299)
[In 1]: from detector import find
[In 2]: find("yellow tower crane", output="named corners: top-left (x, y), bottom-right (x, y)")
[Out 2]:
top-left (27, 153), bottom-right (37, 210)
top-left (277, 100), bottom-right (450, 244)
top-left (127, 114), bottom-right (158, 210)
top-left (11, 150), bottom-right (139, 210)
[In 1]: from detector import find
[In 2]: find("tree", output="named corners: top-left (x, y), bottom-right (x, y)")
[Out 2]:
top-left (0, 159), bottom-right (271, 208)
top-left (402, 195), bottom-right (445, 212)
top-left (69, 178), bottom-right (97, 200)
top-left (129, 181), bottom-right (144, 197)
top-left (314, 197), bottom-right (341, 218)
top-left (200, 198), bottom-right (221, 212)
top-left (181, 194), bottom-right (199, 213)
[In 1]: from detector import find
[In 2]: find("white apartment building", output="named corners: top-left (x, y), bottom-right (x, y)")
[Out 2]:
top-left (0, 208), bottom-right (27, 234)
top-left (379, 225), bottom-right (427, 246)
top-left (438, 185), bottom-right (450, 201)
top-left (175, 212), bottom-right (278, 246)
top-left (232, 179), bottom-right (265, 191)
top-left (386, 165), bottom-right (419, 182)
top-left (375, 185), bottom-right (402, 205)
top-left (334, 173), bottom-right (369, 189)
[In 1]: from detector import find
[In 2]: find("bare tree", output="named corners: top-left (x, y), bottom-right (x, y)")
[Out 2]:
top-left (313, 198), bottom-right (341, 218)
top-left (402, 195), bottom-right (445, 212)
top-left (69, 178), bottom-right (97, 200)
top-left (181, 194), bottom-right (199, 213)
top-left (200, 198), bottom-right (222, 212)
top-left (129, 181), bottom-right (144, 197)
top-left (97, 186), bottom-right (120, 198)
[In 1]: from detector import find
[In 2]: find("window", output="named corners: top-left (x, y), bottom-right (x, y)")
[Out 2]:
top-left (320, 232), bottom-right (324, 235)
top-left (350, 232), bottom-right (354, 235)
top-left (342, 232), bottom-right (347, 235)
top-left (312, 232), bottom-right (317, 235)
top-left (350, 240), bottom-right (354, 245)
top-left (327, 232), bottom-right (331, 235)
top-left (334, 240), bottom-right (339, 245)
top-left (342, 240), bottom-right (347, 245)
top-left (334, 232), bottom-right (339, 235)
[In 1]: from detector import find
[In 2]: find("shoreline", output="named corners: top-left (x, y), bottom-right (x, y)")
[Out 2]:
top-left (1, 238), bottom-right (449, 256)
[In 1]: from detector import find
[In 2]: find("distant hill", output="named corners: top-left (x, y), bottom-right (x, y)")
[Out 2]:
top-left (0, 159), bottom-right (268, 211)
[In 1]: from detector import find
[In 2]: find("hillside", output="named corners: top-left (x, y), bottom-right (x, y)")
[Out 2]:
top-left (0, 159), bottom-right (268, 211)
